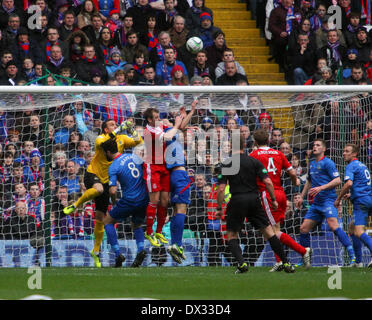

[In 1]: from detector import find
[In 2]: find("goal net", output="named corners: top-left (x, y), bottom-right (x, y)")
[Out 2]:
top-left (0, 85), bottom-right (371, 268)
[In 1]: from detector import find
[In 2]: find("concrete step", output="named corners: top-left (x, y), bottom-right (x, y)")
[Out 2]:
top-left (229, 46), bottom-right (269, 55)
top-left (224, 29), bottom-right (261, 37)
top-left (237, 56), bottom-right (274, 64)
top-left (213, 11), bottom-right (251, 20)
top-left (226, 37), bottom-right (266, 46)
top-left (243, 64), bottom-right (280, 73)
top-left (249, 80), bottom-right (287, 85)
top-left (214, 20), bottom-right (256, 28)
top-left (208, 3), bottom-right (246, 9)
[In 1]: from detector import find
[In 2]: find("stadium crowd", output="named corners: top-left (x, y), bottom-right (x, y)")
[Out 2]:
top-left (0, 0), bottom-right (371, 266)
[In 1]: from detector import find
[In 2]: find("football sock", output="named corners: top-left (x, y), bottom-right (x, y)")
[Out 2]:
top-left (171, 213), bottom-right (186, 247)
top-left (351, 234), bottom-right (363, 263)
top-left (156, 204), bottom-right (167, 234)
top-left (133, 227), bottom-right (145, 252)
top-left (74, 188), bottom-right (100, 209)
top-left (300, 232), bottom-right (311, 248)
top-left (334, 227), bottom-right (355, 258)
top-left (93, 220), bottom-right (105, 254)
top-left (360, 233), bottom-right (372, 254)
top-left (268, 235), bottom-right (288, 264)
top-left (227, 238), bottom-right (244, 265)
top-left (104, 224), bottom-right (120, 257)
top-left (279, 232), bottom-right (307, 256)
top-left (146, 202), bottom-right (157, 235)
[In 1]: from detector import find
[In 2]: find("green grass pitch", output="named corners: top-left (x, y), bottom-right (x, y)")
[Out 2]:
top-left (0, 266), bottom-right (372, 300)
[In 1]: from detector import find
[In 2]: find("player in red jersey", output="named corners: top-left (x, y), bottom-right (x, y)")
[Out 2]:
top-left (142, 107), bottom-right (182, 247)
top-left (250, 129), bottom-right (312, 271)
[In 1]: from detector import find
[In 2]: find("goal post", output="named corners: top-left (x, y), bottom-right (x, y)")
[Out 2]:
top-left (0, 85), bottom-right (370, 268)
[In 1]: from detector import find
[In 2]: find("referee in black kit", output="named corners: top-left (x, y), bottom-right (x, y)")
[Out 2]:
top-left (216, 134), bottom-right (295, 274)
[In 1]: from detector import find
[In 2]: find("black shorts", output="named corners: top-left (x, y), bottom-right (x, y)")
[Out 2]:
top-left (226, 193), bottom-right (270, 233)
top-left (84, 170), bottom-right (110, 213)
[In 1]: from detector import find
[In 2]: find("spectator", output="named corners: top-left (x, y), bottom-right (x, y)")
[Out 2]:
top-left (29, 13), bottom-right (49, 44)
top-left (77, 0), bottom-right (100, 29)
top-left (24, 149), bottom-right (45, 191)
top-left (204, 30), bottom-right (228, 71)
top-left (0, 59), bottom-right (24, 85)
top-left (187, 49), bottom-right (213, 81)
top-left (96, 26), bottom-right (120, 64)
top-left (54, 114), bottom-right (76, 146)
top-left (338, 0), bottom-right (359, 31)
top-left (288, 18), bottom-right (316, 53)
top-left (343, 62), bottom-right (369, 85)
top-left (133, 50), bottom-right (148, 76)
top-left (104, 9), bottom-right (123, 39)
top-left (123, 63), bottom-right (140, 85)
top-left (288, 32), bottom-right (317, 85)
top-left (257, 112), bottom-right (273, 137)
top-left (21, 57), bottom-right (37, 83)
top-left (352, 27), bottom-right (371, 65)
top-left (52, 150), bottom-right (68, 183)
top-left (314, 66), bottom-right (334, 85)
top-left (70, 139), bottom-right (91, 167)
top-left (60, 160), bottom-right (82, 195)
top-left (0, 0), bottom-right (24, 31)
top-left (149, 30), bottom-right (176, 65)
top-left (219, 108), bottom-right (244, 128)
top-left (215, 61), bottom-right (249, 85)
top-left (11, 27), bottom-right (43, 68)
top-left (81, 13), bottom-right (104, 45)
top-left (71, 100), bottom-right (93, 136)
top-left (291, 101), bottom-right (324, 162)
top-left (45, 44), bottom-right (75, 76)
top-left (51, 185), bottom-right (74, 237)
top-left (269, 128), bottom-right (285, 150)
top-left (185, 0), bottom-right (213, 31)
top-left (268, 0), bottom-right (302, 69)
top-left (126, 0), bottom-right (157, 36)
top-left (155, 46), bottom-right (187, 85)
top-left (0, 50), bottom-right (13, 78)
top-left (14, 140), bottom-right (35, 166)
top-left (139, 13), bottom-right (159, 52)
top-left (280, 141), bottom-right (292, 160)
top-left (117, 13), bottom-right (134, 47)
top-left (21, 113), bottom-right (45, 150)
top-left (58, 10), bottom-right (78, 41)
top-left (121, 30), bottom-right (148, 65)
top-left (12, 182), bottom-right (30, 204)
top-left (168, 15), bottom-right (189, 50)
top-left (67, 130), bottom-right (83, 157)
top-left (215, 48), bottom-right (246, 81)
top-left (137, 63), bottom-right (163, 85)
top-left (75, 44), bottom-right (108, 83)
top-left (41, 27), bottom-right (69, 62)
top-left (7, 201), bottom-right (37, 243)
top-left (316, 29), bottom-right (347, 74)
top-left (188, 11), bottom-right (221, 50)
top-left (105, 47), bottom-right (126, 78)
top-left (315, 14), bottom-right (346, 50)
top-left (170, 64), bottom-right (188, 85)
top-left (2, 13), bottom-right (21, 49)
top-left (157, 0), bottom-right (178, 32)
top-left (344, 11), bottom-right (361, 48)
top-left (309, 2), bottom-right (327, 32)
top-left (342, 48), bottom-right (359, 80)
top-left (66, 30), bottom-right (91, 64)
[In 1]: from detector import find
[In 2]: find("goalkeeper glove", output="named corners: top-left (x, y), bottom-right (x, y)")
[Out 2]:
top-left (131, 129), bottom-right (141, 142)
top-left (114, 120), bottom-right (134, 135)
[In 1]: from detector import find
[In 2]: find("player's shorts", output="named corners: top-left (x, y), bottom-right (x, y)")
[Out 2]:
top-left (143, 163), bottom-right (170, 193)
top-left (84, 170), bottom-right (110, 213)
top-left (304, 199), bottom-right (338, 223)
top-left (260, 189), bottom-right (287, 225)
top-left (109, 199), bottom-right (147, 225)
top-left (170, 169), bottom-right (191, 204)
top-left (352, 196), bottom-right (372, 226)
top-left (226, 193), bottom-right (270, 233)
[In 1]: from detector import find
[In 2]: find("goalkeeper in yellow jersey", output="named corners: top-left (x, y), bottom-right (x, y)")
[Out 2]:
top-left (63, 119), bottom-right (143, 267)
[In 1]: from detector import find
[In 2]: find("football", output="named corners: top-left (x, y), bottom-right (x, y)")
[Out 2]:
top-left (186, 37), bottom-right (203, 54)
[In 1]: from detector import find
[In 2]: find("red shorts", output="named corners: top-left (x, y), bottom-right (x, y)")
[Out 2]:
top-left (260, 189), bottom-right (287, 225)
top-left (143, 163), bottom-right (170, 193)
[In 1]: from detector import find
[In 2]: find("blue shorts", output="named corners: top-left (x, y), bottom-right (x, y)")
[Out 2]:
top-left (109, 198), bottom-right (147, 225)
top-left (170, 169), bottom-right (191, 205)
top-left (304, 200), bottom-right (338, 223)
top-left (352, 196), bottom-right (372, 226)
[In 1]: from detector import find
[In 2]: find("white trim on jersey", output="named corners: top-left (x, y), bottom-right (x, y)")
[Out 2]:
top-left (146, 164), bottom-right (152, 193)
top-left (262, 190), bottom-right (276, 226)
top-left (146, 124), bottom-right (165, 141)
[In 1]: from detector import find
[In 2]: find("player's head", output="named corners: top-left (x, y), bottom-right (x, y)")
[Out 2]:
top-left (312, 138), bottom-right (326, 156)
top-left (101, 138), bottom-right (118, 160)
top-left (253, 128), bottom-right (269, 146)
top-left (143, 107), bottom-right (160, 126)
top-left (101, 119), bottom-right (117, 134)
top-left (343, 143), bottom-right (359, 163)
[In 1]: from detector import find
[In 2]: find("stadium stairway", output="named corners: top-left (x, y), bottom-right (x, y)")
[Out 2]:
top-left (206, 0), bottom-right (294, 140)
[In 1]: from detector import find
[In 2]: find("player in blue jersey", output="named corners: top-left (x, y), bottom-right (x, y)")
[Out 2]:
top-left (164, 100), bottom-right (197, 264)
top-left (101, 138), bottom-right (149, 268)
top-left (334, 143), bottom-right (372, 268)
top-left (296, 139), bottom-right (356, 266)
